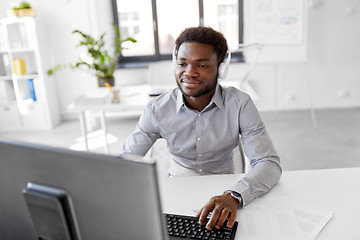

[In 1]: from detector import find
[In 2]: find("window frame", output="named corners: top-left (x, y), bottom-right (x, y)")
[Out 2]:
top-left (112, 0), bottom-right (244, 68)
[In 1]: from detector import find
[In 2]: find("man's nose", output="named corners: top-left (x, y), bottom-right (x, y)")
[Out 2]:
top-left (184, 65), bottom-right (199, 77)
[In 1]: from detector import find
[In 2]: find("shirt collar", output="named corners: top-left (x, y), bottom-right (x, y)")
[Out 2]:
top-left (176, 84), bottom-right (224, 112)
top-left (176, 89), bottom-right (184, 112)
top-left (212, 84), bottom-right (225, 110)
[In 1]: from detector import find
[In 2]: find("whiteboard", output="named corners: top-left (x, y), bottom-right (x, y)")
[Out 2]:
top-left (244, 0), bottom-right (307, 62)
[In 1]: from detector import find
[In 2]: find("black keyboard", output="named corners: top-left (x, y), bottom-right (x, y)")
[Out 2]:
top-left (165, 213), bottom-right (238, 240)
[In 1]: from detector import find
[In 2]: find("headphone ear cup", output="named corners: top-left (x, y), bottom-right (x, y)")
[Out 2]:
top-left (172, 48), bottom-right (177, 74)
top-left (218, 62), bottom-right (229, 80)
top-left (218, 50), bottom-right (231, 80)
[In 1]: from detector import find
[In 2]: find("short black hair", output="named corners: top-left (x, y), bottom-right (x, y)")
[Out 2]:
top-left (175, 26), bottom-right (228, 65)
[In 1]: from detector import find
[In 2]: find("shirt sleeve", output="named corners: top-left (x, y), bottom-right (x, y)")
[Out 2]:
top-left (120, 101), bottom-right (161, 156)
top-left (227, 97), bottom-right (282, 206)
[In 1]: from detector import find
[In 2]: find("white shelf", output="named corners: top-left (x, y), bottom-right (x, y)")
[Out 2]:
top-left (0, 100), bottom-right (17, 107)
top-left (0, 17), bottom-right (60, 131)
top-left (0, 76), bottom-right (12, 81)
top-left (7, 48), bottom-right (37, 53)
top-left (13, 74), bottom-right (39, 79)
top-left (0, 48), bottom-right (36, 53)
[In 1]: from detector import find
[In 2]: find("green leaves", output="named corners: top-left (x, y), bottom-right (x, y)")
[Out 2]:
top-left (48, 23), bottom-right (136, 79)
top-left (12, 2), bottom-right (32, 10)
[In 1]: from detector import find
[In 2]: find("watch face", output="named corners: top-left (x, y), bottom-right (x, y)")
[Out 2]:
top-left (229, 191), bottom-right (242, 207)
top-left (225, 190), bottom-right (242, 201)
top-left (232, 191), bottom-right (241, 198)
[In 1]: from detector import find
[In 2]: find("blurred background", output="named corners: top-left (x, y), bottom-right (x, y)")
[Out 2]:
top-left (0, 0), bottom-right (359, 171)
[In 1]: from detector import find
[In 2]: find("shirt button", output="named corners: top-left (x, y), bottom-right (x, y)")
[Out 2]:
top-left (199, 169), bottom-right (202, 172)
top-left (198, 114), bottom-right (201, 117)
top-left (198, 154), bottom-right (202, 157)
top-left (197, 137), bottom-right (200, 141)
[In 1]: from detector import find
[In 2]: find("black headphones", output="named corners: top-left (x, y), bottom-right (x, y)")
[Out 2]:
top-left (172, 47), bottom-right (231, 80)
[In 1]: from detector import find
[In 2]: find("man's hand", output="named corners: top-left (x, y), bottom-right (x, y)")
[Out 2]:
top-left (196, 193), bottom-right (239, 230)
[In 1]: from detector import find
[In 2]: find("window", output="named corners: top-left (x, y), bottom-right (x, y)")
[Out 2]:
top-left (112, 0), bottom-right (243, 66)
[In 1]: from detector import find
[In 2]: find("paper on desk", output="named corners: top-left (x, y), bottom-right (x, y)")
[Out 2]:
top-left (292, 202), bottom-right (334, 240)
top-left (237, 197), bottom-right (304, 240)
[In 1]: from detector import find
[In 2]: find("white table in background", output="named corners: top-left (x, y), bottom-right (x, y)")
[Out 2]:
top-left (67, 85), bottom-right (152, 153)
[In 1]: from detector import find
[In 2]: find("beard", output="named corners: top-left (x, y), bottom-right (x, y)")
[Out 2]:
top-left (176, 77), bottom-right (217, 98)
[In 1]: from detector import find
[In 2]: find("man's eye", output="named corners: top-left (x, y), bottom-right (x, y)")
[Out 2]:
top-left (199, 64), bottom-right (209, 68)
top-left (178, 63), bottom-right (186, 67)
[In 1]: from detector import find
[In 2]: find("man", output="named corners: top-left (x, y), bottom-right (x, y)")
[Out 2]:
top-left (121, 26), bottom-right (281, 230)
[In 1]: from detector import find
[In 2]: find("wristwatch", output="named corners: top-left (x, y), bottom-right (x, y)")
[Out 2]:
top-left (224, 190), bottom-right (243, 208)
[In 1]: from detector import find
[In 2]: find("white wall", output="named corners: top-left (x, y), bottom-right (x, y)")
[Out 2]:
top-left (1, 0), bottom-right (359, 119)
top-left (0, 0), bottom-right (115, 119)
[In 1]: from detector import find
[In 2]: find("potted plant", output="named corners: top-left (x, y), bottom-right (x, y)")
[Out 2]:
top-left (48, 24), bottom-right (136, 87)
top-left (7, 1), bottom-right (36, 17)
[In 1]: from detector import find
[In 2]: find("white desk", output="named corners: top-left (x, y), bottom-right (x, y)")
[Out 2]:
top-left (67, 85), bottom-right (152, 153)
top-left (159, 167), bottom-right (360, 240)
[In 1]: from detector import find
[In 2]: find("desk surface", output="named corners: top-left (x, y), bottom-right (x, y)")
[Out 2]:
top-left (159, 167), bottom-right (360, 240)
top-left (67, 85), bottom-right (153, 112)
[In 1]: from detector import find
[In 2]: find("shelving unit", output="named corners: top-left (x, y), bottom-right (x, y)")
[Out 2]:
top-left (0, 16), bottom-right (60, 131)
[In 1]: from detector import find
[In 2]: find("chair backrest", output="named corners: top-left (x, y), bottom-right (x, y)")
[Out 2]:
top-left (147, 61), bottom-right (177, 96)
top-left (233, 141), bottom-right (248, 174)
top-left (237, 43), bottom-right (264, 89)
top-left (223, 43), bottom-right (264, 102)
top-left (149, 139), bottom-right (171, 177)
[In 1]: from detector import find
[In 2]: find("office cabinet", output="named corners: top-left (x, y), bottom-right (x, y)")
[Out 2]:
top-left (0, 104), bottom-right (22, 131)
top-left (0, 16), bottom-right (60, 131)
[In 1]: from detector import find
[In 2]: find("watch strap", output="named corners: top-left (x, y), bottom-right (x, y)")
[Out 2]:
top-left (224, 190), bottom-right (243, 208)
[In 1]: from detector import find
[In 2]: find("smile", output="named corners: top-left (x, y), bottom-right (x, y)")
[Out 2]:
top-left (181, 80), bottom-right (201, 88)
top-left (181, 77), bottom-right (201, 84)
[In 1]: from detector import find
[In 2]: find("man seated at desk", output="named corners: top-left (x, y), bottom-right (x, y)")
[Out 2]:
top-left (121, 26), bottom-right (282, 231)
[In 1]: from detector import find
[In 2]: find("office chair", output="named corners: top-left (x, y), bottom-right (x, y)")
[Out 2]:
top-left (147, 60), bottom-right (177, 96)
top-left (236, 43), bottom-right (317, 128)
top-left (234, 43), bottom-right (265, 102)
top-left (234, 140), bottom-right (248, 174)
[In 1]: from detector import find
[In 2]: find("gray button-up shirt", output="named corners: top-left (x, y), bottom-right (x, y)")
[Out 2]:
top-left (121, 84), bottom-right (282, 206)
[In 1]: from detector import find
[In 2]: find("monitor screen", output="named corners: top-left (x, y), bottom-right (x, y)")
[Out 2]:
top-left (0, 139), bottom-right (167, 240)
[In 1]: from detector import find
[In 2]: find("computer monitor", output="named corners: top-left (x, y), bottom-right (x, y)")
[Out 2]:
top-left (0, 139), bottom-right (167, 240)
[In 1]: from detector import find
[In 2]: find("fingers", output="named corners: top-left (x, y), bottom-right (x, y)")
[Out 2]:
top-left (197, 194), bottom-right (239, 230)
top-left (198, 204), bottom-right (214, 226)
top-left (212, 208), bottom-right (230, 230)
top-left (227, 212), bottom-right (237, 228)
top-left (195, 207), bottom-right (202, 218)
top-left (206, 206), bottom-right (222, 230)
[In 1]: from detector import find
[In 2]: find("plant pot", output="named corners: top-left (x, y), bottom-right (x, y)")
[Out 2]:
top-left (97, 77), bottom-right (114, 87)
top-left (7, 9), bottom-right (36, 17)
